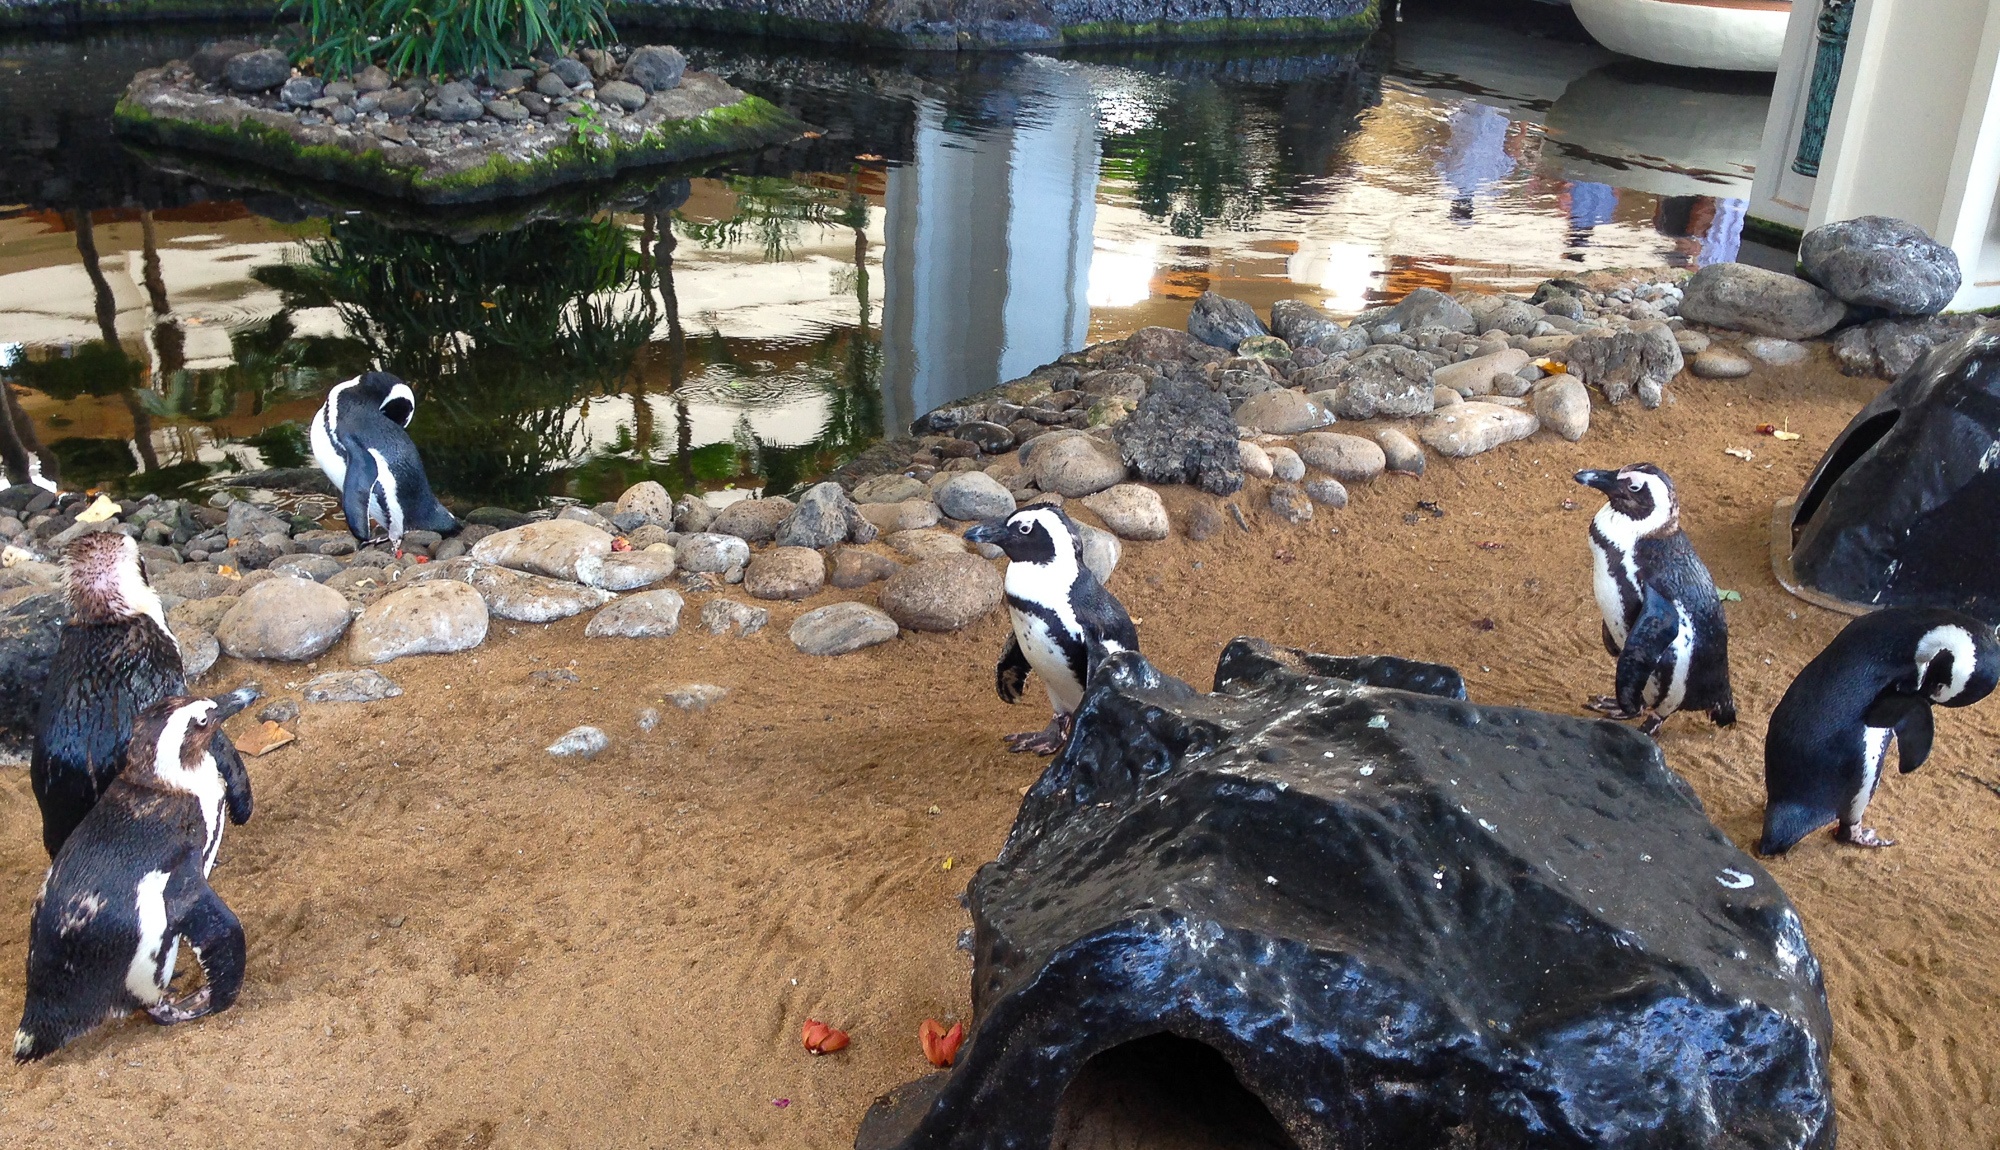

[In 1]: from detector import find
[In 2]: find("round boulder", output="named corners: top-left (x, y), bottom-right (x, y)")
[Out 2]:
top-left (710, 497), bottom-right (795, 544)
top-left (470, 519), bottom-right (613, 586)
top-left (615, 480), bottom-right (675, 523)
top-left (1028, 433), bottom-right (1127, 498)
top-left (622, 45), bottom-right (687, 92)
top-left (215, 575), bottom-right (350, 661)
top-left (935, 471), bottom-right (1016, 523)
top-left (791, 601), bottom-right (899, 655)
top-left (1295, 432), bottom-right (1386, 483)
top-left (879, 555), bottom-right (1003, 632)
top-left (584, 589), bottom-right (686, 638)
top-left (348, 580), bottom-right (489, 664)
top-left (1079, 484), bottom-right (1170, 542)
top-left (224, 48), bottom-right (290, 92)
top-left (744, 547), bottom-right (827, 601)
top-left (676, 532), bottom-right (751, 573)
top-left (1800, 215), bottom-right (1961, 316)
top-left (1679, 263), bottom-right (1846, 341)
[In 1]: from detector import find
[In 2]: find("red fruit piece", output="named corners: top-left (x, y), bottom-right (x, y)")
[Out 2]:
top-left (611, 536), bottom-right (633, 552)
top-left (919, 1019), bottom-right (965, 1067)
top-left (802, 1019), bottom-right (849, 1055)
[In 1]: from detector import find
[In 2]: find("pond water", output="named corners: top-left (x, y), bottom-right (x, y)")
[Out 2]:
top-left (0, 0), bottom-right (1774, 508)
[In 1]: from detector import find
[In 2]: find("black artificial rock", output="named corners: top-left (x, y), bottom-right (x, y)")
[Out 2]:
top-left (859, 639), bottom-right (1834, 1150)
top-left (1791, 320), bottom-right (2000, 617)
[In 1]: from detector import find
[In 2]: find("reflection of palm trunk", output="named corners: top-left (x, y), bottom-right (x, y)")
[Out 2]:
top-left (658, 223), bottom-right (693, 488)
top-left (74, 209), bottom-right (119, 346)
top-left (0, 378), bottom-right (59, 487)
top-left (140, 209), bottom-right (186, 378)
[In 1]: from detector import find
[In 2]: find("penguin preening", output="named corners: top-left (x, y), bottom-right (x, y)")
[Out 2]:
top-left (15, 688), bottom-right (259, 1063)
top-left (32, 532), bottom-right (189, 857)
top-left (964, 506), bottom-right (1140, 754)
top-left (1760, 608), bottom-right (2000, 856)
top-left (1575, 464), bottom-right (1736, 734)
top-left (310, 371), bottom-right (458, 553)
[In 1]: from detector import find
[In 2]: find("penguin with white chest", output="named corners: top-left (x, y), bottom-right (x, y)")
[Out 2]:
top-left (310, 371), bottom-right (459, 553)
top-left (1575, 464), bottom-right (1736, 734)
top-left (15, 688), bottom-right (259, 1062)
top-left (33, 533), bottom-right (195, 857)
top-left (964, 507), bottom-right (1140, 754)
top-left (1760, 608), bottom-right (2000, 855)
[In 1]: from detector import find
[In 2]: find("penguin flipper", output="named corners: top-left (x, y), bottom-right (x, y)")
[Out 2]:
top-left (147, 885), bottom-right (245, 1024)
top-left (1615, 586), bottom-right (1679, 716)
top-left (997, 634), bottom-right (1030, 705)
top-left (1865, 694), bottom-right (1936, 774)
top-left (211, 733), bottom-right (254, 825)
top-left (338, 442), bottom-right (380, 544)
top-left (1601, 621), bottom-right (1621, 658)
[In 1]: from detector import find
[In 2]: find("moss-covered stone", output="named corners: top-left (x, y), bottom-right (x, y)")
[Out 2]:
top-left (114, 65), bottom-right (804, 206)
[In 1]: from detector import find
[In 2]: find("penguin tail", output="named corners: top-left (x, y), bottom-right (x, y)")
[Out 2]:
top-left (1710, 696), bottom-right (1738, 728)
top-left (13, 1024), bottom-right (56, 1063)
top-left (1758, 803), bottom-right (1827, 858)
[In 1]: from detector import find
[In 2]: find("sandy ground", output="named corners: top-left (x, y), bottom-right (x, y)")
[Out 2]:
top-left (4, 352), bottom-right (1999, 1149)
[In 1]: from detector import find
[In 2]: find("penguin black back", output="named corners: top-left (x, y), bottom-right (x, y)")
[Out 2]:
top-left (32, 532), bottom-right (186, 857)
top-left (1760, 608), bottom-right (2000, 855)
top-left (16, 691), bottom-right (257, 1062)
top-left (311, 371), bottom-right (459, 548)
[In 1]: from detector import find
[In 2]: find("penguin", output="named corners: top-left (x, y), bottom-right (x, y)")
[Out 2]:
top-left (15, 688), bottom-right (258, 1062)
top-left (310, 371), bottom-right (458, 553)
top-left (1574, 464), bottom-right (1736, 734)
top-left (963, 506), bottom-right (1140, 754)
top-left (32, 532), bottom-right (188, 857)
top-left (1759, 608), bottom-right (2000, 855)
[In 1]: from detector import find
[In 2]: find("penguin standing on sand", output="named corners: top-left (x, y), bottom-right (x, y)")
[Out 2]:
top-left (1760, 608), bottom-right (2000, 855)
top-left (310, 371), bottom-right (459, 553)
top-left (15, 689), bottom-right (259, 1062)
top-left (1574, 464), bottom-right (1736, 734)
top-left (964, 506), bottom-right (1140, 754)
top-left (33, 533), bottom-right (193, 857)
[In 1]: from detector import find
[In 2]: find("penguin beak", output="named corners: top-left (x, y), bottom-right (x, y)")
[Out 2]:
top-left (963, 521), bottom-right (1006, 545)
top-left (1574, 469), bottom-right (1618, 494)
top-left (209, 684), bottom-right (263, 722)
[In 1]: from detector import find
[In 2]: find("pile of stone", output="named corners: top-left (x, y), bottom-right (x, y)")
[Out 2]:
top-left (171, 38), bottom-right (689, 149)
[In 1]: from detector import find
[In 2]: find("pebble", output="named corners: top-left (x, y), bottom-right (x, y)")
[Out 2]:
top-left (859, 499), bottom-right (941, 534)
top-left (791, 602), bottom-right (899, 655)
top-left (1375, 429), bottom-right (1425, 475)
top-left (1420, 402), bottom-right (1541, 458)
top-left (710, 497), bottom-right (795, 544)
top-left (675, 532), bottom-right (751, 573)
top-left (852, 474), bottom-right (928, 504)
top-left (257, 698), bottom-right (300, 724)
top-left (1185, 501), bottom-right (1225, 541)
top-left (548, 726), bottom-right (609, 758)
top-left (1267, 445), bottom-right (1306, 482)
top-left (595, 550), bottom-right (678, 591)
top-left (1078, 484), bottom-right (1170, 541)
top-left (1295, 432), bottom-right (1386, 483)
top-left (744, 547), bottom-right (827, 601)
top-left (1691, 347), bottom-right (1755, 379)
top-left (469, 519), bottom-right (613, 586)
top-left (1238, 441), bottom-right (1274, 480)
top-left (1675, 329), bottom-right (1712, 355)
top-left (1268, 483), bottom-right (1314, 524)
top-left (1232, 389), bottom-right (1330, 435)
top-left (1027, 433), bottom-right (1127, 498)
top-left (1433, 348), bottom-right (1529, 396)
top-left (663, 683), bottom-right (728, 711)
top-left (829, 547), bottom-right (902, 588)
top-left (215, 576), bottom-right (350, 661)
top-left (302, 669), bottom-right (403, 703)
top-left (269, 554), bottom-right (342, 582)
top-left (584, 589), bottom-right (687, 638)
top-left (879, 554), bottom-right (1004, 632)
top-left (1743, 337), bottom-right (1809, 366)
top-left (1304, 478), bottom-right (1349, 508)
top-left (614, 481), bottom-right (675, 523)
top-left (176, 627), bottom-right (219, 678)
top-left (1533, 374), bottom-right (1591, 442)
top-left (699, 598), bottom-right (769, 637)
top-left (1075, 522), bottom-right (1120, 582)
top-left (637, 706), bottom-right (661, 732)
top-left (1432, 386), bottom-right (1463, 408)
top-left (348, 581), bottom-right (489, 664)
top-left (887, 529), bottom-right (970, 561)
top-left (934, 472), bottom-right (1016, 522)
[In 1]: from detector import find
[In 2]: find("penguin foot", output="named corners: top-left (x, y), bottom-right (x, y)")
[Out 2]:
top-left (1583, 695), bottom-right (1640, 720)
top-left (1836, 824), bottom-right (1896, 849)
top-left (1003, 714), bottom-right (1071, 756)
top-left (1637, 711), bottom-right (1665, 736)
top-left (145, 986), bottom-right (217, 1025)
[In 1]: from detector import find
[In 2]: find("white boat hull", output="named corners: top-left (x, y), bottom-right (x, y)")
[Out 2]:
top-left (1571, 0), bottom-right (1791, 73)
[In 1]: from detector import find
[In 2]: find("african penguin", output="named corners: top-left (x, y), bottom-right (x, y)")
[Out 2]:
top-left (1575, 464), bottom-right (1736, 734)
top-left (32, 532), bottom-right (188, 857)
top-left (310, 371), bottom-right (458, 553)
top-left (1759, 608), bottom-right (2000, 855)
top-left (15, 688), bottom-right (259, 1062)
top-left (964, 506), bottom-right (1140, 754)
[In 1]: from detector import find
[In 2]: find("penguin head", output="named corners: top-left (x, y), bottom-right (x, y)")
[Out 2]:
top-left (964, 506), bottom-right (1079, 566)
top-left (63, 531), bottom-right (167, 633)
top-left (1575, 464), bottom-right (1678, 535)
top-left (126, 696), bottom-right (228, 792)
top-left (1915, 621), bottom-right (2000, 706)
top-left (353, 371), bottom-right (416, 428)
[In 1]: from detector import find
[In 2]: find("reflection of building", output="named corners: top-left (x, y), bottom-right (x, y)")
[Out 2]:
top-left (880, 61), bottom-right (1100, 434)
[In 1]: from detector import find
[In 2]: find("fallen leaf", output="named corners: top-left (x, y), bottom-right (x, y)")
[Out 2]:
top-left (772, 1098), bottom-right (791, 1109)
top-left (611, 536), bottom-right (633, 552)
top-left (919, 1019), bottom-right (965, 1068)
top-left (1475, 541), bottom-right (1504, 551)
top-left (802, 1020), bottom-right (850, 1055)
top-left (941, 856), bottom-right (953, 871)
top-left (74, 494), bottom-right (120, 524)
top-left (1724, 447), bottom-right (1755, 461)
top-left (802, 130), bottom-right (823, 138)
top-left (217, 565), bottom-right (241, 579)
top-left (857, 153), bottom-right (884, 162)
top-left (1772, 429), bottom-right (1801, 441)
top-left (1717, 589), bottom-right (1743, 602)
top-left (480, 301), bottom-right (498, 309)
top-left (236, 720), bottom-right (295, 757)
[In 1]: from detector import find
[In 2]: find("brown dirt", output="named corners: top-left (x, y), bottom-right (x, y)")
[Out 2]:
top-left (5, 351), bottom-right (1998, 1149)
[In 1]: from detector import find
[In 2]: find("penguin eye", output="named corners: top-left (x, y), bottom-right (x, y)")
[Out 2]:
top-left (1016, 521), bottom-right (1032, 535)
top-left (1626, 478), bottom-right (1644, 493)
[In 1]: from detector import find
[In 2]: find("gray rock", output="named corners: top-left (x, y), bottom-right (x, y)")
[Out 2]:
top-left (1186, 291), bottom-right (1269, 350)
top-left (1268, 445), bottom-right (1307, 482)
top-left (548, 726), bottom-right (609, 758)
top-left (485, 68), bottom-right (532, 92)
top-left (1800, 215), bottom-right (1960, 315)
top-left (710, 497), bottom-right (795, 543)
top-left (484, 98), bottom-right (528, 123)
top-left (1679, 263), bottom-right (1846, 340)
top-left (584, 589), bottom-right (686, 638)
top-left (1533, 374), bottom-right (1591, 442)
top-left (1420, 402), bottom-right (1541, 458)
top-left (828, 547), bottom-right (901, 589)
top-left (215, 576), bottom-right (349, 661)
top-left (1269, 299), bottom-right (1344, 350)
top-left (1675, 329), bottom-right (1712, 355)
top-left (699, 598), bottom-right (769, 636)
top-left (1691, 348), bottom-right (1755, 379)
top-left (0, 591), bottom-right (64, 730)
top-left (302, 669), bottom-right (402, 703)
top-left (1829, 315), bottom-right (1982, 379)
top-left (418, 558), bottom-right (612, 622)
top-left (470, 520), bottom-right (613, 586)
top-left (887, 529), bottom-right (971, 562)
top-left (1743, 337), bottom-right (1808, 366)
top-left (256, 698), bottom-right (300, 724)
top-left (596, 550), bottom-right (677, 591)
top-left (1238, 441), bottom-right (1274, 480)
top-left (189, 39), bottom-right (262, 83)
top-left (175, 627), bottom-right (219, 678)
top-left (672, 494), bottom-right (714, 533)
top-left (1303, 478), bottom-right (1349, 508)
top-left (663, 683), bottom-right (728, 711)
top-left (378, 88), bottom-right (424, 117)
top-left (557, 505), bottom-right (617, 532)
top-left (1115, 382), bottom-right (1243, 495)
top-left (853, 474), bottom-right (928, 504)
top-left (1268, 483), bottom-right (1314, 524)
top-left (597, 79), bottom-right (648, 111)
top-left (777, 482), bottom-right (875, 548)
top-left (348, 580), bottom-right (488, 663)
top-left (1433, 386), bottom-right (1463, 408)
top-left (352, 64), bottom-right (391, 93)
top-left (548, 57), bottom-right (591, 87)
top-left (935, 471), bottom-right (1017, 522)
top-left (859, 499), bottom-right (942, 534)
top-left (1232, 389), bottom-right (1331, 435)
top-left (156, 568), bottom-right (243, 600)
top-left (1375, 429), bottom-right (1425, 475)
top-left (1074, 522), bottom-right (1120, 582)
top-left (957, 421), bottom-right (1016, 454)
top-left (1383, 288), bottom-right (1476, 335)
top-left (1322, 347), bottom-right (1436, 419)
top-left (1079, 484), bottom-right (1169, 542)
top-left (1295, 432), bottom-right (1386, 483)
top-left (280, 75), bottom-right (325, 107)
top-left (623, 45), bottom-right (687, 92)
top-left (1433, 349), bottom-right (1530, 396)
top-left (425, 81), bottom-right (483, 121)
top-left (535, 71), bottom-right (572, 99)
top-left (615, 480), bottom-right (675, 523)
top-left (1565, 321), bottom-right (1683, 408)
top-left (744, 546), bottom-right (826, 601)
top-left (791, 601), bottom-right (898, 655)
top-left (880, 554), bottom-right (1003, 632)
top-left (676, 532), bottom-right (751, 573)
top-left (224, 49), bottom-right (289, 92)
top-left (1028, 433), bottom-right (1127, 498)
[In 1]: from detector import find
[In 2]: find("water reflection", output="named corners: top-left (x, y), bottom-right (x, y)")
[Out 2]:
top-left (1, 9), bottom-right (1770, 508)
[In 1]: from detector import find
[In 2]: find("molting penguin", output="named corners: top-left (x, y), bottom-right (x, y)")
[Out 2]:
top-left (15, 688), bottom-right (258, 1062)
top-left (1575, 464), bottom-right (1736, 734)
top-left (32, 532), bottom-right (188, 857)
top-left (310, 371), bottom-right (458, 553)
top-left (1759, 608), bottom-right (2000, 855)
top-left (964, 506), bottom-right (1140, 754)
